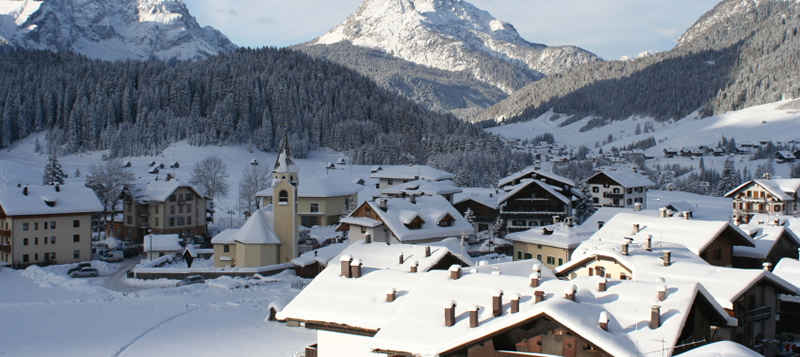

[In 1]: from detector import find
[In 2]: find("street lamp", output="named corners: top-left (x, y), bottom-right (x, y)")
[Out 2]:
top-left (227, 208), bottom-right (235, 229)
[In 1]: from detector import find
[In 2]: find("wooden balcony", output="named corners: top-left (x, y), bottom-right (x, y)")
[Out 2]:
top-left (0, 243), bottom-right (10, 253)
top-left (743, 305), bottom-right (771, 323)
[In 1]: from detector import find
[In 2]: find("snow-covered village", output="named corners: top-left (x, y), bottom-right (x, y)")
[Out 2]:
top-left (3, 0), bottom-right (800, 356)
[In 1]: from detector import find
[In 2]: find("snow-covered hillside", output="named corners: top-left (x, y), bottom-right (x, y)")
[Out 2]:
top-left (0, 0), bottom-right (236, 62)
top-left (306, 0), bottom-right (599, 93)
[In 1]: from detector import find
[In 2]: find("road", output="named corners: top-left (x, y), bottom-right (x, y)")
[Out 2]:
top-left (101, 257), bottom-right (145, 293)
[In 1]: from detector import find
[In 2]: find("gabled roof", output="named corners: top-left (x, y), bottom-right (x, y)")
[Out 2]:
top-left (126, 179), bottom-right (203, 203)
top-left (586, 169), bottom-right (654, 188)
top-left (453, 188), bottom-right (501, 210)
top-left (256, 178), bottom-right (363, 198)
top-left (734, 224), bottom-right (800, 259)
top-left (370, 165), bottom-right (454, 181)
top-left (498, 178), bottom-right (570, 205)
top-left (273, 135), bottom-right (298, 174)
top-left (0, 184), bottom-right (103, 216)
top-left (381, 179), bottom-right (462, 197)
top-left (724, 179), bottom-right (800, 200)
top-left (663, 202), bottom-right (694, 213)
top-left (356, 196), bottom-right (473, 243)
top-left (505, 222), bottom-right (593, 249)
top-left (590, 213), bottom-right (755, 256)
top-left (234, 205), bottom-right (281, 245)
top-left (773, 257), bottom-right (800, 289)
top-left (497, 166), bottom-right (575, 188)
top-left (210, 228), bottom-right (239, 244)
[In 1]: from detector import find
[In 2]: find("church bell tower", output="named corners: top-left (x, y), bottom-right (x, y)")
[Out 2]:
top-left (272, 134), bottom-right (299, 262)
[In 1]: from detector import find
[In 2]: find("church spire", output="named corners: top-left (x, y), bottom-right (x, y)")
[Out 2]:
top-left (273, 134), bottom-right (297, 174)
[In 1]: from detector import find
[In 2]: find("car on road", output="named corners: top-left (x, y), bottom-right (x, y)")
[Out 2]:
top-left (70, 267), bottom-right (99, 278)
top-left (100, 250), bottom-right (124, 262)
top-left (67, 262), bottom-right (92, 275)
top-left (176, 275), bottom-right (205, 287)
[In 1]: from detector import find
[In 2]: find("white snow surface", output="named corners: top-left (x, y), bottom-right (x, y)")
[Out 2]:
top-left (674, 341), bottom-right (763, 357)
top-left (0, 0), bottom-right (237, 62)
top-left (0, 184), bottom-right (103, 216)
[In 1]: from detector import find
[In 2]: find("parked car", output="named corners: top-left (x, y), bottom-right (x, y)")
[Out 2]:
top-left (176, 275), bottom-right (205, 287)
top-left (70, 267), bottom-right (99, 278)
top-left (121, 249), bottom-right (137, 258)
top-left (67, 262), bottom-right (92, 275)
top-left (100, 250), bottom-right (124, 262)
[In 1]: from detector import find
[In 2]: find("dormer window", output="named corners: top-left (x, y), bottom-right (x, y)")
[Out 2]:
top-left (278, 190), bottom-right (288, 204)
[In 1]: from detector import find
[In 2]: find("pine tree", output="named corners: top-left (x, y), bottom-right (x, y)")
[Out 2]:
top-left (791, 162), bottom-right (800, 179)
top-left (715, 158), bottom-right (740, 197)
top-left (463, 208), bottom-right (475, 225)
top-left (42, 153), bottom-right (66, 185)
top-left (573, 182), bottom-right (597, 224)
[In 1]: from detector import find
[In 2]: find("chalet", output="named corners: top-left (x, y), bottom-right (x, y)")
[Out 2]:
top-left (336, 158), bottom-right (346, 165)
top-left (733, 224), bottom-right (800, 269)
top-left (370, 165), bottom-right (454, 192)
top-left (712, 147), bottom-right (726, 156)
top-left (773, 258), bottom-right (800, 339)
top-left (505, 218), bottom-right (593, 269)
top-left (498, 178), bottom-right (574, 234)
top-left (662, 202), bottom-right (695, 218)
top-left (775, 151), bottom-right (796, 163)
top-left (256, 177), bottom-right (361, 228)
top-left (725, 179), bottom-right (800, 220)
top-left (113, 179), bottom-right (210, 244)
top-left (498, 167), bottom-right (575, 191)
top-left (379, 179), bottom-right (462, 203)
top-left (585, 168), bottom-right (653, 209)
top-left (680, 147), bottom-right (705, 157)
top-left (0, 185), bottom-right (103, 268)
top-left (122, 161), bottom-right (132, 168)
top-left (663, 148), bottom-right (679, 158)
top-left (337, 195), bottom-right (473, 245)
top-left (279, 245), bottom-right (733, 357)
top-left (148, 167), bottom-right (159, 174)
top-left (795, 149), bottom-right (800, 159)
top-left (169, 162), bottom-right (179, 169)
top-left (453, 188), bottom-right (500, 234)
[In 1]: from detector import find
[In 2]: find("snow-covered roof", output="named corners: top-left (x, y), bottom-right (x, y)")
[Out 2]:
top-left (468, 259), bottom-right (557, 279)
top-left (505, 222), bottom-right (593, 249)
top-left (590, 212), bottom-right (755, 256)
top-left (233, 206), bottom-right (281, 245)
top-left (210, 229), bottom-right (239, 244)
top-left (273, 135), bottom-right (298, 174)
top-left (674, 341), bottom-right (763, 357)
top-left (126, 179), bottom-right (202, 203)
top-left (292, 243), bottom-right (349, 268)
top-left (256, 177), bottom-right (363, 198)
top-left (498, 178), bottom-right (570, 205)
top-left (362, 196), bottom-right (473, 243)
top-left (369, 165), bottom-right (454, 181)
top-left (558, 238), bottom-right (796, 310)
top-left (580, 207), bottom-right (659, 231)
top-left (143, 234), bottom-right (181, 252)
top-left (773, 257), bottom-right (800, 289)
top-left (724, 179), bottom-right (800, 200)
top-left (0, 185), bottom-right (103, 216)
top-left (663, 202), bottom-right (694, 213)
top-left (340, 216), bottom-right (383, 228)
top-left (453, 188), bottom-right (501, 210)
top-left (586, 169), bottom-right (654, 188)
top-left (380, 179), bottom-right (462, 196)
top-left (497, 166), bottom-right (575, 188)
top-left (734, 224), bottom-right (800, 259)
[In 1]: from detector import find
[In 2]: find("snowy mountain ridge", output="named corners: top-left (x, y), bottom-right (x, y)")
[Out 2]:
top-left (305, 0), bottom-right (599, 94)
top-left (677, 0), bottom-right (800, 47)
top-left (0, 0), bottom-right (237, 62)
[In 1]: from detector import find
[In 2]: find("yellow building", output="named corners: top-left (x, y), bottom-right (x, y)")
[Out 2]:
top-left (505, 218), bottom-right (592, 270)
top-left (256, 177), bottom-right (361, 228)
top-left (0, 184), bottom-right (103, 268)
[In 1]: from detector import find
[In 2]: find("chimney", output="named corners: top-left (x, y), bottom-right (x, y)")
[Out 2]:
top-left (529, 272), bottom-right (540, 288)
top-left (469, 306), bottom-right (480, 328)
top-left (621, 242), bottom-right (629, 256)
top-left (409, 194), bottom-right (416, 204)
top-left (553, 216), bottom-right (562, 224)
top-left (22, 186), bottom-right (28, 196)
top-left (364, 231), bottom-right (372, 244)
top-left (650, 305), bottom-right (661, 329)
top-left (510, 293), bottom-right (520, 314)
top-left (599, 311), bottom-right (609, 331)
top-left (596, 266), bottom-right (606, 278)
top-left (565, 217), bottom-right (574, 227)
top-left (386, 288), bottom-right (397, 302)
top-left (645, 235), bottom-right (652, 251)
top-left (659, 207), bottom-right (667, 218)
top-left (598, 221), bottom-right (605, 229)
top-left (425, 246), bottom-right (431, 258)
top-left (634, 202), bottom-right (642, 211)
top-left (597, 278), bottom-right (607, 292)
top-left (410, 261), bottom-right (419, 273)
top-left (632, 224), bottom-right (640, 234)
top-left (54, 184), bottom-right (60, 192)
top-left (444, 301), bottom-right (457, 327)
top-left (350, 258), bottom-right (363, 278)
top-left (398, 252), bottom-right (404, 265)
top-left (379, 199), bottom-right (388, 212)
top-left (449, 265), bottom-right (462, 280)
top-left (763, 262), bottom-right (773, 271)
top-left (534, 290), bottom-right (545, 303)
top-left (492, 290), bottom-right (504, 317)
top-left (684, 212), bottom-right (691, 220)
top-left (564, 285), bottom-right (576, 301)
top-left (661, 251), bottom-right (671, 267)
top-left (340, 255), bottom-right (353, 278)
top-left (656, 284), bottom-right (668, 301)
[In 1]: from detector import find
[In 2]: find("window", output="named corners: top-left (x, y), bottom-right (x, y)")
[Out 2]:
top-left (537, 245), bottom-right (543, 249)
top-left (592, 187), bottom-right (599, 193)
top-left (278, 190), bottom-right (288, 204)
top-left (179, 205), bottom-right (183, 214)
top-left (34, 237), bottom-right (38, 245)
top-left (360, 226), bottom-right (367, 234)
top-left (34, 222), bottom-right (38, 230)
top-left (627, 199), bottom-right (632, 205)
top-left (179, 194), bottom-right (183, 201)
top-left (177, 217), bottom-right (185, 225)
top-left (613, 199), bottom-right (620, 206)
top-left (22, 223), bottom-right (29, 230)
top-left (713, 249), bottom-right (722, 261)
top-left (593, 197), bottom-right (599, 203)
top-left (169, 195), bottom-right (176, 202)
top-left (73, 250), bottom-right (80, 259)
top-left (187, 204), bottom-right (192, 213)
top-left (375, 183), bottom-right (380, 189)
top-left (43, 221), bottom-right (47, 230)
top-left (547, 256), bottom-right (556, 265)
top-left (387, 179), bottom-right (394, 185)
top-left (34, 253), bottom-right (38, 261)
top-left (169, 218), bottom-right (175, 227)
top-left (613, 188), bottom-right (620, 194)
top-left (50, 236), bottom-right (55, 244)
top-left (155, 206), bottom-right (159, 214)
top-left (73, 220), bottom-right (80, 228)
top-left (128, 204), bottom-right (132, 212)
top-left (223, 245), bottom-right (229, 253)
top-left (627, 188), bottom-right (633, 194)
top-left (23, 238), bottom-right (28, 246)
top-left (536, 254), bottom-right (543, 261)
top-left (187, 217), bottom-right (191, 225)
top-left (603, 183), bottom-right (610, 188)
top-left (73, 235), bottom-right (80, 242)
top-left (517, 251), bottom-right (522, 260)
top-left (155, 218), bottom-right (159, 226)
top-left (301, 216), bottom-right (318, 227)
top-left (524, 252), bottom-right (533, 260)
top-left (558, 258), bottom-right (564, 266)
top-left (186, 193), bottom-right (193, 200)
top-left (23, 254), bottom-right (29, 263)
top-left (365, 207), bottom-right (371, 213)
top-left (775, 205), bottom-right (782, 212)
top-left (170, 206), bottom-right (175, 214)
top-left (51, 252), bottom-right (56, 260)
top-left (50, 221), bottom-right (55, 229)
top-left (127, 216), bottom-right (132, 224)
top-left (310, 203), bottom-right (319, 213)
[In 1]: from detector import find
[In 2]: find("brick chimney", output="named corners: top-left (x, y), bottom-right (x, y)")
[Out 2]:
top-left (564, 285), bottom-right (576, 301)
top-left (650, 305), bottom-right (661, 329)
top-left (632, 224), bottom-right (640, 234)
top-left (425, 246), bottom-right (431, 258)
top-left (598, 220), bottom-right (605, 229)
top-left (529, 272), bottom-right (540, 288)
top-left (386, 288), bottom-right (397, 302)
top-left (449, 265), bottom-right (462, 280)
top-left (684, 212), bottom-right (691, 220)
top-left (398, 252), bottom-right (404, 265)
top-left (597, 278), bottom-right (607, 292)
top-left (599, 311), bottom-right (609, 331)
top-left (553, 216), bottom-right (561, 224)
top-left (510, 293), bottom-right (520, 314)
top-left (659, 207), bottom-right (667, 218)
top-left (444, 301), bottom-right (457, 327)
top-left (469, 305), bottom-right (480, 328)
top-left (350, 258), bottom-right (363, 278)
top-left (492, 290), bottom-right (504, 317)
top-left (661, 251), bottom-right (671, 267)
top-left (534, 290), bottom-right (545, 303)
top-left (763, 262), bottom-right (773, 271)
top-left (379, 199), bottom-right (388, 212)
top-left (340, 255), bottom-right (353, 278)
top-left (621, 242), bottom-right (629, 256)
top-left (657, 285), bottom-right (667, 301)
top-left (645, 235), bottom-right (652, 251)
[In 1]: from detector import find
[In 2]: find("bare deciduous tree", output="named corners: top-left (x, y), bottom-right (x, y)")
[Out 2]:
top-left (189, 155), bottom-right (230, 200)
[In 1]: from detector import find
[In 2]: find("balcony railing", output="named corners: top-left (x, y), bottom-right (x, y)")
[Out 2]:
top-left (0, 243), bottom-right (10, 253)
top-left (0, 229), bottom-right (10, 236)
top-left (743, 305), bottom-right (771, 323)
top-left (603, 192), bottom-right (624, 199)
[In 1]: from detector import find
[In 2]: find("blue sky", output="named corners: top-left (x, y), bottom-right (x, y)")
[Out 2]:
top-left (182, 0), bottom-right (721, 60)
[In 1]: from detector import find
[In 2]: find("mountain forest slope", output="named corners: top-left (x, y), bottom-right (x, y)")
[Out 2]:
top-left (475, 0), bottom-right (800, 126)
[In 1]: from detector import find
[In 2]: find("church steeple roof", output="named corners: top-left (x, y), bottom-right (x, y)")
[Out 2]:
top-left (273, 134), bottom-right (298, 174)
